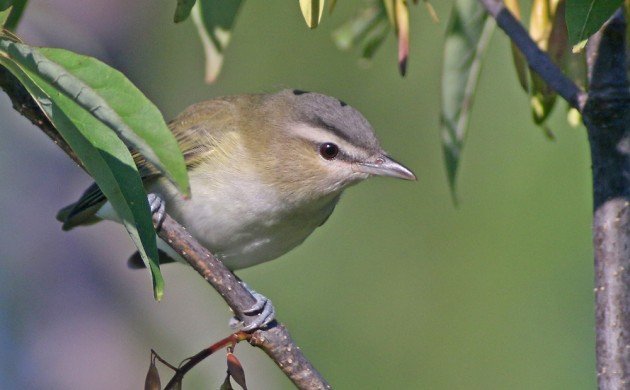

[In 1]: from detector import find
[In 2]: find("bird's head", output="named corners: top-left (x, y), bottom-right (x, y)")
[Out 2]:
top-left (237, 89), bottom-right (416, 204)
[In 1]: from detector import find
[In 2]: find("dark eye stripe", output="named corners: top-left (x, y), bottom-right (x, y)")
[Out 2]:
top-left (310, 117), bottom-right (355, 145)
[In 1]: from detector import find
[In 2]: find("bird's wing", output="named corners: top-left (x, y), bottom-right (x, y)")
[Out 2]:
top-left (56, 98), bottom-right (238, 230)
top-left (56, 182), bottom-right (108, 230)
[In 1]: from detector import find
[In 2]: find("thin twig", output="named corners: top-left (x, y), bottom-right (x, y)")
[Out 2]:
top-left (477, 0), bottom-right (585, 110)
top-left (0, 66), bottom-right (331, 390)
top-left (162, 332), bottom-right (250, 389)
top-left (151, 349), bottom-right (179, 371)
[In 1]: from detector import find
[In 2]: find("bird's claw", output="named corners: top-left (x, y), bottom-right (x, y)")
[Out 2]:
top-left (148, 193), bottom-right (166, 230)
top-left (231, 285), bottom-right (276, 332)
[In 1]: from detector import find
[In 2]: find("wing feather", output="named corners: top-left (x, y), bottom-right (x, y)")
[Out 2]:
top-left (56, 98), bottom-right (239, 229)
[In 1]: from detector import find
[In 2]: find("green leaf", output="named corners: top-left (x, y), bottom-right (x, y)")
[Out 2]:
top-left (0, 50), bottom-right (164, 299)
top-left (0, 0), bottom-right (13, 12)
top-left (3, 0), bottom-right (27, 31)
top-left (299, 0), bottom-right (325, 29)
top-left (440, 0), bottom-right (495, 198)
top-left (174, 0), bottom-right (196, 23)
top-left (332, 2), bottom-right (385, 51)
top-left (191, 0), bottom-right (242, 83)
top-left (332, 1), bottom-right (390, 61)
top-left (566, 0), bottom-right (623, 49)
top-left (361, 18), bottom-right (390, 60)
top-left (0, 7), bottom-right (10, 27)
top-left (0, 42), bottom-right (189, 196)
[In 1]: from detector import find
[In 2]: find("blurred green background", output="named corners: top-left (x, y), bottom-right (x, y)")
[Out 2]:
top-left (0, 1), bottom-right (594, 388)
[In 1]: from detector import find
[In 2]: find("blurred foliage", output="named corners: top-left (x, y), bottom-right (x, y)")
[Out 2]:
top-left (0, 0), bottom-right (611, 388)
top-left (440, 0), bottom-right (493, 198)
top-left (441, 0), bottom-right (596, 193)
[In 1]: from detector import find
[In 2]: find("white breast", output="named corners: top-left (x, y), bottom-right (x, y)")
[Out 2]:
top-left (151, 168), bottom-right (340, 270)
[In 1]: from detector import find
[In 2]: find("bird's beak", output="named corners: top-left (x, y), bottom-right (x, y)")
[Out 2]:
top-left (352, 155), bottom-right (417, 181)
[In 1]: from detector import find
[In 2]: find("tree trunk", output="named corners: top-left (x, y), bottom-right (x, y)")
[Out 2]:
top-left (584, 13), bottom-right (630, 389)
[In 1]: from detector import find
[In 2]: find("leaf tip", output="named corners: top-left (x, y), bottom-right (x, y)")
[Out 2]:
top-left (154, 287), bottom-right (164, 301)
top-left (153, 271), bottom-right (165, 301)
top-left (571, 39), bottom-right (587, 53)
top-left (399, 55), bottom-right (408, 76)
top-left (423, 1), bottom-right (439, 23)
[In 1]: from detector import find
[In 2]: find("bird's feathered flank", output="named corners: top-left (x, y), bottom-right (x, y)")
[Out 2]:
top-left (56, 98), bottom-right (241, 230)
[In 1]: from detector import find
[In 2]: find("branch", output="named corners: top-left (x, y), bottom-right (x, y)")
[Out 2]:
top-left (0, 67), bottom-right (331, 390)
top-left (161, 332), bottom-right (250, 389)
top-left (478, 2), bottom-right (630, 387)
top-left (477, 0), bottom-right (585, 110)
top-left (582, 11), bottom-right (630, 390)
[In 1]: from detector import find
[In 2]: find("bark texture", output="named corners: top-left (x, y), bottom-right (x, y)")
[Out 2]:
top-left (585, 13), bottom-right (630, 389)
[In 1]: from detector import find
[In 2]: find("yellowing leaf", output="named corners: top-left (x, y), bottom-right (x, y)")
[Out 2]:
top-left (395, 0), bottom-right (409, 76)
top-left (504, 0), bottom-right (529, 90)
top-left (300, 0), bottom-right (325, 28)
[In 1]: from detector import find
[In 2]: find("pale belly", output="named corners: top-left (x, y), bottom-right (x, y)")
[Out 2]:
top-left (152, 176), bottom-right (340, 270)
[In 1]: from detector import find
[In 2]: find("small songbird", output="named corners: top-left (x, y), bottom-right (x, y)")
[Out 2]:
top-left (57, 89), bottom-right (416, 329)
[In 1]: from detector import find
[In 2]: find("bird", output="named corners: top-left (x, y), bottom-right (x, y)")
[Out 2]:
top-left (56, 89), bottom-right (416, 330)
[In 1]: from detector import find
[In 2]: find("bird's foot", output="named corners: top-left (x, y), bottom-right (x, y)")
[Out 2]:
top-left (230, 283), bottom-right (276, 332)
top-left (148, 193), bottom-right (166, 230)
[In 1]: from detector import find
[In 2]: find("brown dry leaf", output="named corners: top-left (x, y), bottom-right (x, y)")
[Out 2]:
top-left (227, 352), bottom-right (247, 390)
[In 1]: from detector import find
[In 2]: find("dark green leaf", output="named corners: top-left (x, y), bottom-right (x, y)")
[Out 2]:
top-left (192, 0), bottom-right (243, 83)
top-left (1, 43), bottom-right (189, 196)
top-left (566, 0), bottom-right (623, 49)
top-left (2, 0), bottom-right (26, 30)
top-left (0, 0), bottom-right (13, 12)
top-left (0, 42), bottom-right (165, 299)
top-left (440, 0), bottom-right (495, 197)
top-left (174, 0), bottom-right (196, 23)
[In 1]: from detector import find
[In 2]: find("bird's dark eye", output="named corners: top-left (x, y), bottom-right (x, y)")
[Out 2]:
top-left (319, 142), bottom-right (339, 160)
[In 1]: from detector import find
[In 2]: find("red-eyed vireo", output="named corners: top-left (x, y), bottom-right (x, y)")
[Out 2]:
top-left (57, 89), bottom-right (416, 329)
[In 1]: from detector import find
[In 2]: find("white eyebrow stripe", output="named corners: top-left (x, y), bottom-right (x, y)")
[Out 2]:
top-left (291, 123), bottom-right (366, 157)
